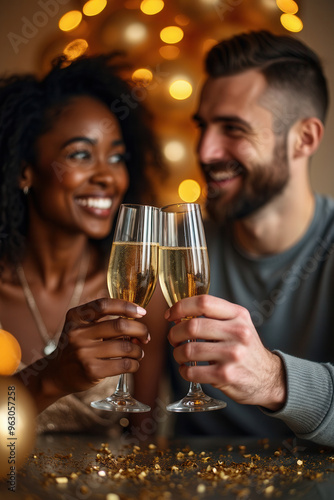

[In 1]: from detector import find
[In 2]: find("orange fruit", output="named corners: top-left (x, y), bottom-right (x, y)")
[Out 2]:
top-left (0, 329), bottom-right (22, 375)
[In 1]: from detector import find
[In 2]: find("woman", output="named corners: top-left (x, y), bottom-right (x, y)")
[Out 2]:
top-left (0, 54), bottom-right (163, 434)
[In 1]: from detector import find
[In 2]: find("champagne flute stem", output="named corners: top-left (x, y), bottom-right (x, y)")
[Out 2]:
top-left (114, 334), bottom-right (131, 396)
top-left (187, 339), bottom-right (204, 395)
top-left (114, 373), bottom-right (129, 396)
top-left (187, 381), bottom-right (204, 395)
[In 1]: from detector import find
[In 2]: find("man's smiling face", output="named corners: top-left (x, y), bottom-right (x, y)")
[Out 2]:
top-left (194, 69), bottom-right (290, 223)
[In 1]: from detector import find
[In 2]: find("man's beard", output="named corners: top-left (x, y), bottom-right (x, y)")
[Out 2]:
top-left (204, 134), bottom-right (289, 225)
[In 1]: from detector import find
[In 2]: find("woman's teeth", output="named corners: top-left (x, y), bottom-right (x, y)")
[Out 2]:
top-left (76, 198), bottom-right (112, 209)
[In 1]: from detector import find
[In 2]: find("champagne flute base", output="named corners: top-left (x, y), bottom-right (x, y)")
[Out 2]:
top-left (90, 394), bottom-right (151, 413)
top-left (166, 393), bottom-right (227, 412)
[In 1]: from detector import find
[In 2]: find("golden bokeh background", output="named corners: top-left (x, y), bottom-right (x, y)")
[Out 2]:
top-left (1, 0), bottom-right (333, 206)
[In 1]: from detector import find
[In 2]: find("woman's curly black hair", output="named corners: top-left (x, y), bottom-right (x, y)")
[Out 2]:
top-left (0, 53), bottom-right (164, 267)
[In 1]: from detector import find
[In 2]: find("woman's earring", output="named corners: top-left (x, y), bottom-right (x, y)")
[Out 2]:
top-left (23, 186), bottom-right (29, 195)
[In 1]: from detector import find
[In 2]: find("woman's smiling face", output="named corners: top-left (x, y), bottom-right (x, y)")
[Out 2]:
top-left (26, 95), bottom-right (129, 239)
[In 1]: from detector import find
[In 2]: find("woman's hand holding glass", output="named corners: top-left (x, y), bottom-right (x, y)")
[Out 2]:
top-left (46, 298), bottom-right (149, 400)
top-left (90, 204), bottom-right (158, 412)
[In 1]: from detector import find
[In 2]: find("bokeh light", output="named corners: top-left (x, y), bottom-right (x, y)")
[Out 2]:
top-left (174, 14), bottom-right (190, 26)
top-left (164, 140), bottom-right (186, 162)
top-left (276, 0), bottom-right (298, 14)
top-left (160, 26), bottom-right (184, 44)
top-left (58, 11), bottom-right (83, 32)
top-left (159, 45), bottom-right (180, 60)
top-left (124, 22), bottom-right (148, 43)
top-left (0, 330), bottom-right (21, 376)
top-left (280, 13), bottom-right (303, 32)
top-left (169, 79), bottom-right (193, 100)
top-left (140, 0), bottom-right (164, 15)
top-left (63, 39), bottom-right (88, 60)
top-left (178, 179), bottom-right (201, 203)
top-left (132, 68), bottom-right (153, 85)
top-left (119, 417), bottom-right (130, 427)
top-left (202, 38), bottom-right (218, 54)
top-left (83, 0), bottom-right (107, 16)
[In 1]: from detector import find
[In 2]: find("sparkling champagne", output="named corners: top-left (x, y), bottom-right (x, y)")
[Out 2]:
top-left (159, 246), bottom-right (210, 307)
top-left (108, 241), bottom-right (158, 308)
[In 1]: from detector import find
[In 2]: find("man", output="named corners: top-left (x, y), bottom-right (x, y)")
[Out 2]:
top-left (165, 30), bottom-right (334, 446)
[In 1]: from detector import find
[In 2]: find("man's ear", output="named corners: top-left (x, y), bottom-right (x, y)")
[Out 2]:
top-left (292, 117), bottom-right (324, 159)
top-left (18, 162), bottom-right (33, 191)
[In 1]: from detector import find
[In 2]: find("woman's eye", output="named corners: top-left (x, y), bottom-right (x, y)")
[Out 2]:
top-left (108, 153), bottom-right (126, 165)
top-left (67, 150), bottom-right (91, 161)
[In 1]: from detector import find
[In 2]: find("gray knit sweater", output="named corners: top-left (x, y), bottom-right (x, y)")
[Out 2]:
top-left (170, 195), bottom-right (334, 446)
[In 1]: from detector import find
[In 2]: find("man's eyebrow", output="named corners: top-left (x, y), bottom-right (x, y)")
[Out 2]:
top-left (192, 113), bottom-right (252, 131)
top-left (111, 139), bottom-right (125, 147)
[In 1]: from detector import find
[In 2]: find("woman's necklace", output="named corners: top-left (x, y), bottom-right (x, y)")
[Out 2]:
top-left (16, 251), bottom-right (90, 356)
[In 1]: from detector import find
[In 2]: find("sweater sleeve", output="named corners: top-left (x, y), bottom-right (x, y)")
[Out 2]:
top-left (261, 351), bottom-right (334, 447)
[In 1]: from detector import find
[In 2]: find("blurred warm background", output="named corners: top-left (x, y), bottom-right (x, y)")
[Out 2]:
top-left (1, 0), bottom-right (333, 205)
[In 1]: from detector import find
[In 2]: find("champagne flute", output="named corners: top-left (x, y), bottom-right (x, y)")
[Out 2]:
top-left (91, 204), bottom-right (159, 412)
top-left (159, 203), bottom-right (226, 412)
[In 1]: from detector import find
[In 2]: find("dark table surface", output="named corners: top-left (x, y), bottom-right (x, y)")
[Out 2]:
top-left (1, 433), bottom-right (334, 499)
